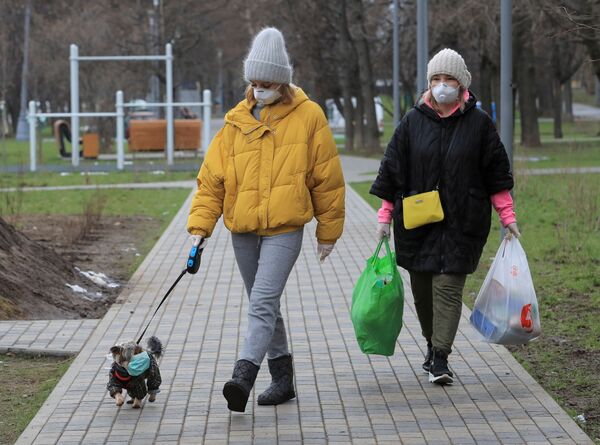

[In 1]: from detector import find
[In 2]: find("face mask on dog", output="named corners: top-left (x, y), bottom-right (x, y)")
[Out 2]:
top-left (127, 351), bottom-right (150, 376)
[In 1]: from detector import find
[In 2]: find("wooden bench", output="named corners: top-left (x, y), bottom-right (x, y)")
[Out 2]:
top-left (128, 119), bottom-right (201, 151)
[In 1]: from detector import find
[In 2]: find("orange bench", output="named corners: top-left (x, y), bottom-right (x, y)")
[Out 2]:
top-left (128, 119), bottom-right (201, 151)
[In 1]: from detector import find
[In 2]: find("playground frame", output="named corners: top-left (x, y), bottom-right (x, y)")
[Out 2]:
top-left (26, 43), bottom-right (211, 172)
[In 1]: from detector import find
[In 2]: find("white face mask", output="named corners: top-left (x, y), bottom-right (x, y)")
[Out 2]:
top-left (431, 83), bottom-right (459, 104)
top-left (253, 87), bottom-right (282, 105)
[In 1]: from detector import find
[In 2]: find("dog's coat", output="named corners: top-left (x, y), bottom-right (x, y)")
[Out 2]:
top-left (107, 336), bottom-right (163, 404)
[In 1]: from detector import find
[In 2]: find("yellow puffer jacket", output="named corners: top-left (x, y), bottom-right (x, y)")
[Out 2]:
top-left (187, 87), bottom-right (345, 244)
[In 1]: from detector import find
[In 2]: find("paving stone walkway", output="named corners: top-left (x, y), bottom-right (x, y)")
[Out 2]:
top-left (0, 319), bottom-right (99, 356)
top-left (14, 171), bottom-right (593, 444)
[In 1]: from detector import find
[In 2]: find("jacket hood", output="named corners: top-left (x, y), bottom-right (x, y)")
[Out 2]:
top-left (224, 86), bottom-right (309, 136)
top-left (415, 89), bottom-right (478, 121)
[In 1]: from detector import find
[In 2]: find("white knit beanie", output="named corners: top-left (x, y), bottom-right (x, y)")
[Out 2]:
top-left (244, 27), bottom-right (293, 84)
top-left (427, 48), bottom-right (471, 89)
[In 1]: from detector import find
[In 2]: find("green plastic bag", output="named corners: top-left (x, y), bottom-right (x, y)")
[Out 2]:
top-left (351, 238), bottom-right (404, 356)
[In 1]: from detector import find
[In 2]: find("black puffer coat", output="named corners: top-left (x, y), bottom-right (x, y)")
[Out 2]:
top-left (370, 92), bottom-right (513, 274)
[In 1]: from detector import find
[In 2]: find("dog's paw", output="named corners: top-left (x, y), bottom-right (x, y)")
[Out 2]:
top-left (148, 393), bottom-right (156, 403)
top-left (115, 393), bottom-right (125, 406)
top-left (132, 398), bottom-right (142, 409)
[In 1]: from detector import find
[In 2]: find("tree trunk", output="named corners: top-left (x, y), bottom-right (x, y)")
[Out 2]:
top-left (479, 56), bottom-right (493, 117)
top-left (515, 15), bottom-right (541, 147)
top-left (334, 96), bottom-right (354, 152)
top-left (537, 68), bottom-right (554, 116)
top-left (345, 0), bottom-right (380, 153)
top-left (354, 93), bottom-right (365, 151)
top-left (330, 0), bottom-right (356, 153)
top-left (552, 77), bottom-right (563, 139)
top-left (563, 80), bottom-right (573, 122)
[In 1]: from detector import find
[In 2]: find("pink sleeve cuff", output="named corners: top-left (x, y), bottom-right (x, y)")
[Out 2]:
top-left (490, 190), bottom-right (516, 227)
top-left (377, 200), bottom-right (394, 224)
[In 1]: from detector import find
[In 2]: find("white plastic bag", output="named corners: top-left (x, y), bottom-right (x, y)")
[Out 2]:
top-left (470, 237), bottom-right (541, 345)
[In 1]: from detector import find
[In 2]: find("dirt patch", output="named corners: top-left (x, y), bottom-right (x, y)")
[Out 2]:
top-left (0, 214), bottom-right (161, 320)
top-left (508, 338), bottom-right (600, 442)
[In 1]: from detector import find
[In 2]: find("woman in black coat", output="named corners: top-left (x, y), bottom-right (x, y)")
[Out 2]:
top-left (370, 48), bottom-right (521, 385)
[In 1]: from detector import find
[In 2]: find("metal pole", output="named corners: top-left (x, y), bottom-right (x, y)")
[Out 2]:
top-left (70, 44), bottom-right (80, 167)
top-left (500, 0), bottom-right (513, 240)
top-left (202, 89), bottom-right (212, 155)
top-left (500, 0), bottom-right (513, 171)
top-left (116, 90), bottom-right (125, 170)
top-left (28, 100), bottom-right (36, 172)
top-left (16, 0), bottom-right (32, 140)
top-left (165, 43), bottom-right (174, 166)
top-left (392, 0), bottom-right (400, 128)
top-left (416, 0), bottom-right (428, 95)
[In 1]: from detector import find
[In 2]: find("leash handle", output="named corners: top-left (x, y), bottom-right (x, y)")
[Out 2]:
top-left (136, 269), bottom-right (187, 345)
top-left (186, 241), bottom-right (204, 274)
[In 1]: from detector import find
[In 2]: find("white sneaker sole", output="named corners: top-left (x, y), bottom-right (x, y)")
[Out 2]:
top-left (429, 372), bottom-right (454, 385)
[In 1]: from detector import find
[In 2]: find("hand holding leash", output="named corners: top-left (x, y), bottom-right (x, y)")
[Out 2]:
top-left (187, 237), bottom-right (205, 274)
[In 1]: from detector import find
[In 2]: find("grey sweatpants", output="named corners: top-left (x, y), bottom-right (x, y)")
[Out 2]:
top-left (231, 230), bottom-right (303, 367)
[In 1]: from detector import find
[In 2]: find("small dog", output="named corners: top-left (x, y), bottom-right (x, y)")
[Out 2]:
top-left (107, 336), bottom-right (163, 408)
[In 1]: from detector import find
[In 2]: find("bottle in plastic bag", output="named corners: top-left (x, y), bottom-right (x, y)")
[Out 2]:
top-left (470, 238), bottom-right (541, 345)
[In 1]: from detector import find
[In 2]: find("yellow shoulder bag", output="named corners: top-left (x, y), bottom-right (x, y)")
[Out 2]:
top-left (402, 121), bottom-right (461, 230)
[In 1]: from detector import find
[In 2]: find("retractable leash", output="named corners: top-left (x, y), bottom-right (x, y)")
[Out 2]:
top-left (136, 240), bottom-right (204, 345)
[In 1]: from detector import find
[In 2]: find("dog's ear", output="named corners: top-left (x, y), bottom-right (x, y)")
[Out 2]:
top-left (110, 346), bottom-right (122, 355)
top-left (134, 345), bottom-right (143, 354)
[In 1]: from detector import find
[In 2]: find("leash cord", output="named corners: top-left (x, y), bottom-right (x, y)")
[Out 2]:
top-left (136, 269), bottom-right (187, 345)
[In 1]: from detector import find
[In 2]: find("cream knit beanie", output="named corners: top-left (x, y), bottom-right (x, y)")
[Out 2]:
top-left (244, 27), bottom-right (293, 84)
top-left (427, 48), bottom-right (471, 89)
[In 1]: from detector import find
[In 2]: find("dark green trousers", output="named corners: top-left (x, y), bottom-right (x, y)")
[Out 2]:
top-left (408, 271), bottom-right (467, 354)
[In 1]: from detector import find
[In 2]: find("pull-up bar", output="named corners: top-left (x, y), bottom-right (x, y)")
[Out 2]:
top-left (69, 43), bottom-right (175, 167)
top-left (27, 88), bottom-right (211, 172)
top-left (26, 43), bottom-right (212, 172)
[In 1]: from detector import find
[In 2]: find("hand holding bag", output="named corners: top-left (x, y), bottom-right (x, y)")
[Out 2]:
top-left (470, 237), bottom-right (541, 345)
top-left (351, 238), bottom-right (404, 356)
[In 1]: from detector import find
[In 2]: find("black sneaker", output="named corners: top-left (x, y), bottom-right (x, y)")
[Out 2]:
top-left (422, 341), bottom-right (433, 374)
top-left (428, 348), bottom-right (454, 385)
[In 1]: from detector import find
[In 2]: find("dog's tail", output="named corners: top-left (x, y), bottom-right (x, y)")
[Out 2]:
top-left (146, 336), bottom-right (163, 359)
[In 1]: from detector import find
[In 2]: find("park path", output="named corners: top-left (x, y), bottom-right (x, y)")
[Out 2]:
top-left (12, 155), bottom-right (593, 444)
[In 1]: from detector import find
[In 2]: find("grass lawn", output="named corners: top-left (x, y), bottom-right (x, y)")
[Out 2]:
top-left (514, 119), bottom-right (600, 142)
top-left (572, 87), bottom-right (599, 107)
top-left (0, 354), bottom-right (73, 445)
top-left (351, 172), bottom-right (600, 442)
top-left (0, 169), bottom-right (198, 188)
top-left (0, 137), bottom-right (202, 172)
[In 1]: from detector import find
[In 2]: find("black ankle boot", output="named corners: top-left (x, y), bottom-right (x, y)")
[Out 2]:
top-left (428, 348), bottom-right (454, 385)
top-left (422, 341), bottom-right (433, 374)
top-left (257, 355), bottom-right (296, 406)
top-left (223, 359), bottom-right (260, 412)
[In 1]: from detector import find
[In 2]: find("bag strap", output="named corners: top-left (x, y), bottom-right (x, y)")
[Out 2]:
top-left (434, 118), bottom-right (463, 189)
top-left (373, 237), bottom-right (393, 259)
top-left (402, 117), bottom-right (463, 198)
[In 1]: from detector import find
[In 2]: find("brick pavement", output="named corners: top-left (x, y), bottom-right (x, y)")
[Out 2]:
top-left (15, 180), bottom-right (593, 444)
top-left (0, 319), bottom-right (99, 356)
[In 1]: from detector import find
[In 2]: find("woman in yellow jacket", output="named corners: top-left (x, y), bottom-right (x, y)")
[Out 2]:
top-left (187, 27), bottom-right (345, 412)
